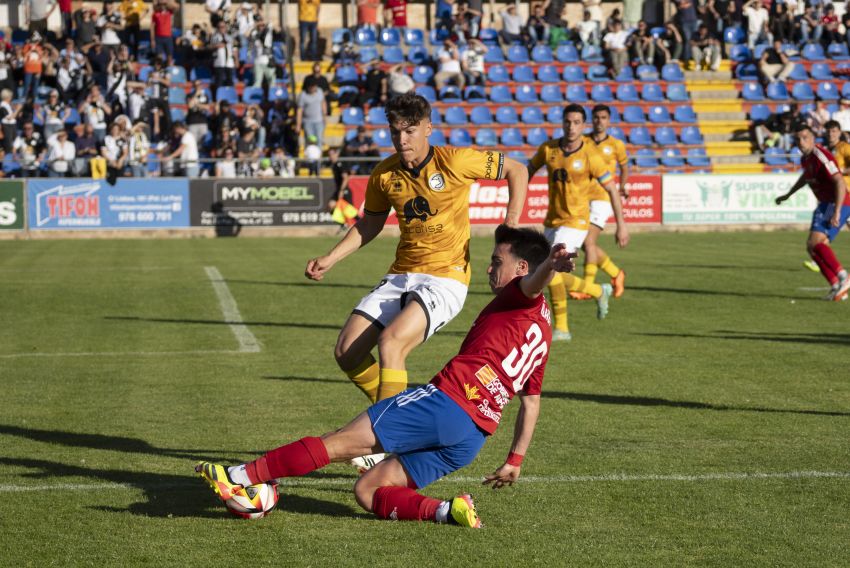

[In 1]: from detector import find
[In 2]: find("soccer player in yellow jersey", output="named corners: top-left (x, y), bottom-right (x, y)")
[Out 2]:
top-left (305, 93), bottom-right (528, 407)
top-left (528, 104), bottom-right (629, 341)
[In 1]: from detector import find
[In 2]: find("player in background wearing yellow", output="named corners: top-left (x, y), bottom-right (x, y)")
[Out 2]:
top-left (528, 104), bottom-right (629, 341)
top-left (306, 93), bottom-right (528, 408)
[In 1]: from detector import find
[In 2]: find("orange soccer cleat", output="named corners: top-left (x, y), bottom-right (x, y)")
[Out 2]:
top-left (612, 270), bottom-right (626, 298)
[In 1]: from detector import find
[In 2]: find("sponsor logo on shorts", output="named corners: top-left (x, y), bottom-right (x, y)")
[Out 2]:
top-left (428, 173), bottom-right (446, 191)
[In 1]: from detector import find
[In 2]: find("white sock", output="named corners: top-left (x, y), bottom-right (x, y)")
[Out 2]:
top-left (227, 464), bottom-right (251, 486)
top-left (434, 500), bottom-right (451, 524)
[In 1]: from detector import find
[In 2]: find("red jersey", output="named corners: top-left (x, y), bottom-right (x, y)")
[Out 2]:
top-left (151, 10), bottom-right (173, 38)
top-left (431, 277), bottom-right (551, 434)
top-left (385, 0), bottom-right (407, 27)
top-left (802, 144), bottom-right (850, 205)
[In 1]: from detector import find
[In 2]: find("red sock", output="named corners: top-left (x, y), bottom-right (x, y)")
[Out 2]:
top-left (813, 243), bottom-right (843, 284)
top-left (244, 437), bottom-right (330, 484)
top-left (811, 248), bottom-right (837, 284)
top-left (372, 486), bottom-right (442, 522)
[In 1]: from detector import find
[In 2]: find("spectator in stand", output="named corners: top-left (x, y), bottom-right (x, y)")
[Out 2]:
top-left (452, 2), bottom-right (473, 45)
top-left (296, 82), bottom-right (326, 151)
top-left (98, 1), bottom-right (124, 55)
top-left (128, 120), bottom-right (150, 177)
top-left (215, 146), bottom-right (238, 177)
top-left (622, 0), bottom-right (643, 28)
top-left (213, 124), bottom-right (237, 158)
top-left (79, 85), bottom-right (111, 143)
top-left (178, 23), bottom-right (210, 70)
top-left (212, 99), bottom-right (238, 135)
top-left (842, 2), bottom-right (850, 51)
top-left (242, 105), bottom-right (266, 149)
top-left (143, 56), bottom-right (171, 139)
top-left (235, 3), bottom-right (257, 46)
top-left (499, 5), bottom-right (524, 45)
top-left (526, 3), bottom-right (551, 47)
top-left (359, 61), bottom-right (388, 107)
top-left (575, 10), bottom-right (600, 48)
top-left (387, 63), bottom-right (415, 99)
top-left (808, 101), bottom-right (832, 136)
top-left (690, 23), bottom-right (720, 71)
top-left (358, 0), bottom-right (381, 31)
top-left (832, 98), bottom-right (850, 134)
top-left (46, 129), bottom-right (75, 177)
top-left (73, 123), bottom-right (98, 175)
top-left (102, 121), bottom-right (129, 177)
top-left (236, 127), bottom-right (260, 175)
top-left (656, 20), bottom-right (683, 65)
top-left (435, 0), bottom-right (455, 33)
top-left (799, 2), bottom-right (823, 46)
top-left (210, 19), bottom-right (237, 93)
top-left (106, 54), bottom-right (131, 114)
top-left (583, 0), bottom-right (604, 33)
top-left (205, 0), bottom-right (232, 27)
top-left (271, 145), bottom-right (296, 177)
top-left (250, 16), bottom-right (276, 89)
top-left (821, 4), bottom-right (841, 48)
top-left (0, 90), bottom-right (19, 154)
top-left (628, 20), bottom-right (655, 65)
top-left (75, 8), bottom-right (98, 48)
top-left (303, 134), bottom-right (322, 176)
top-left (120, 0), bottom-right (149, 57)
top-left (696, 0), bottom-right (722, 39)
top-left (299, 0), bottom-right (321, 61)
top-left (434, 38), bottom-right (465, 90)
top-left (756, 108), bottom-right (801, 151)
top-left (759, 39), bottom-right (793, 84)
top-left (674, 0), bottom-right (699, 61)
top-left (770, 2), bottom-right (794, 44)
top-left (603, 19), bottom-right (629, 78)
top-left (384, 0), bottom-right (408, 28)
top-left (26, 0), bottom-right (54, 34)
top-left (187, 80), bottom-right (212, 144)
top-left (22, 33), bottom-right (47, 99)
top-left (302, 62), bottom-right (333, 115)
top-left (50, 0), bottom-right (74, 39)
top-left (466, 0), bottom-right (483, 38)
top-left (0, 43), bottom-right (15, 97)
top-left (86, 36), bottom-right (111, 90)
top-left (13, 122), bottom-right (45, 177)
top-left (461, 39), bottom-right (487, 90)
top-left (162, 121), bottom-right (200, 177)
top-left (743, 0), bottom-right (771, 48)
top-left (343, 125), bottom-right (380, 174)
top-left (151, 0), bottom-right (179, 65)
top-left (40, 90), bottom-right (70, 140)
top-left (267, 98), bottom-right (298, 156)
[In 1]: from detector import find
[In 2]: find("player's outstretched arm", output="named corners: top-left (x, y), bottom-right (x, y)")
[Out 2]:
top-left (776, 174), bottom-right (807, 205)
top-left (831, 173), bottom-right (847, 227)
top-left (603, 179), bottom-right (630, 248)
top-left (483, 394), bottom-right (541, 489)
top-left (305, 211), bottom-right (389, 281)
top-left (519, 242), bottom-right (577, 299)
top-left (501, 157), bottom-right (529, 227)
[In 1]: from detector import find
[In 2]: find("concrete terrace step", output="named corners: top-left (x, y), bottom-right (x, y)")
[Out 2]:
top-left (690, 90), bottom-right (739, 100)
top-left (697, 110), bottom-right (748, 120)
top-left (711, 154), bottom-right (760, 164)
top-left (684, 69), bottom-right (733, 81)
top-left (711, 162), bottom-right (765, 173)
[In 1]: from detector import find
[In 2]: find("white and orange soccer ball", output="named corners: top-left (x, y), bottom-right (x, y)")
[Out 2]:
top-left (224, 481), bottom-right (279, 519)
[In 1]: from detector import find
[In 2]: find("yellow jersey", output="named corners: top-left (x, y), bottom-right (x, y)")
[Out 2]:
top-left (587, 134), bottom-right (628, 202)
top-left (829, 140), bottom-right (850, 186)
top-left (365, 146), bottom-right (505, 285)
top-left (529, 136), bottom-right (613, 229)
top-left (299, 0), bottom-right (320, 22)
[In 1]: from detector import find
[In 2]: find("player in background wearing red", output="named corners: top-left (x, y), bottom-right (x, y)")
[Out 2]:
top-left (776, 125), bottom-right (850, 301)
top-left (197, 226), bottom-right (573, 527)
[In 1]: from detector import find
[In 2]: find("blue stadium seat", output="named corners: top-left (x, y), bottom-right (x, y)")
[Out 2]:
top-left (507, 45), bottom-right (529, 63)
top-left (735, 63), bottom-right (758, 80)
top-left (449, 128), bottom-right (472, 147)
top-left (516, 85), bottom-right (538, 103)
top-left (648, 105), bottom-right (671, 123)
top-left (341, 107), bottom-right (365, 125)
top-left (138, 65), bottom-right (153, 82)
top-left (674, 106), bottom-right (697, 123)
top-left (169, 66), bottom-right (187, 84)
top-left (842, 82), bottom-right (850, 98)
top-left (766, 82), bottom-right (789, 100)
top-left (607, 106), bottom-right (621, 123)
top-left (538, 65), bottom-right (560, 83)
top-left (64, 108), bottom-right (81, 126)
top-left (764, 147), bottom-right (789, 165)
top-left (407, 46), bottom-right (429, 64)
top-left (654, 126), bottom-right (678, 145)
top-left (169, 107), bottom-right (185, 122)
top-left (416, 86), bottom-right (437, 102)
top-left (355, 28), bottom-right (377, 46)
top-left (636, 64), bottom-right (659, 81)
top-left (790, 147), bottom-right (802, 165)
top-left (531, 45), bottom-right (554, 62)
top-left (470, 106), bottom-right (493, 124)
top-left (635, 148), bottom-right (659, 168)
top-left (817, 81), bottom-right (840, 100)
top-left (522, 106), bottom-right (545, 124)
top-left (680, 126), bottom-right (704, 145)
top-left (439, 86), bottom-right (462, 101)
top-left (496, 106), bottom-right (519, 124)
top-left (526, 127), bottom-right (549, 146)
top-left (629, 127), bottom-right (653, 146)
top-left (269, 86), bottom-right (289, 101)
top-left (501, 128), bottom-right (524, 146)
top-left (335, 65), bottom-right (359, 85)
top-left (661, 148), bottom-right (685, 167)
top-left (789, 63), bottom-right (809, 81)
top-left (752, 43), bottom-right (769, 60)
top-left (374, 128), bottom-right (393, 147)
top-left (382, 46), bottom-right (405, 63)
top-left (729, 44), bottom-right (752, 62)
top-left (642, 83), bottom-right (664, 102)
top-left (616, 84), bottom-right (640, 102)
top-left (609, 126), bottom-right (626, 140)
top-left (661, 63), bottom-right (685, 82)
top-left (331, 29), bottom-right (351, 45)
top-left (483, 48), bottom-right (505, 63)
top-left (475, 128), bottom-right (499, 146)
top-left (464, 86), bottom-right (487, 102)
top-left (487, 64), bottom-right (510, 83)
top-left (565, 85), bottom-right (587, 103)
top-left (478, 28), bottom-right (499, 46)
top-left (587, 64), bottom-right (608, 81)
top-left (444, 106), bottom-right (468, 125)
top-left (614, 66), bottom-right (635, 82)
top-left (791, 82), bottom-right (815, 101)
top-left (380, 28), bottom-right (401, 46)
top-left (506, 150), bottom-right (528, 165)
top-left (358, 47), bottom-right (379, 63)
top-left (581, 44), bottom-right (604, 62)
top-left (430, 107), bottom-right (442, 124)
top-left (687, 147), bottom-right (711, 167)
top-left (810, 63), bottom-right (833, 80)
top-left (552, 127), bottom-right (564, 138)
top-left (556, 44), bottom-right (579, 63)
top-left (741, 82), bottom-right (765, 101)
top-left (429, 28), bottom-right (450, 45)
top-left (667, 83), bottom-right (689, 102)
top-left (802, 43), bottom-right (825, 61)
top-left (541, 85), bottom-right (563, 103)
top-left (749, 104), bottom-right (771, 122)
top-left (413, 65), bottom-right (434, 83)
top-left (512, 65), bottom-right (535, 83)
top-left (215, 86), bottom-right (238, 104)
top-left (723, 26), bottom-right (745, 44)
top-left (828, 42), bottom-right (850, 60)
top-left (591, 84), bottom-right (614, 102)
top-left (242, 86), bottom-right (264, 104)
top-left (563, 65), bottom-right (585, 82)
top-left (547, 106), bottom-right (564, 123)
top-left (368, 106), bottom-right (389, 125)
top-left (429, 130), bottom-right (447, 145)
top-left (623, 105), bottom-right (645, 123)
top-left (404, 28), bottom-right (425, 46)
top-left (490, 85), bottom-right (513, 103)
top-left (168, 86), bottom-right (187, 105)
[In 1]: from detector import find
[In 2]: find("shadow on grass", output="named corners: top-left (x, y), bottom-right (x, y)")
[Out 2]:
top-left (626, 286), bottom-right (816, 301)
top-left (639, 330), bottom-right (850, 347)
top-left (223, 279), bottom-right (494, 296)
top-left (543, 391), bottom-right (850, 417)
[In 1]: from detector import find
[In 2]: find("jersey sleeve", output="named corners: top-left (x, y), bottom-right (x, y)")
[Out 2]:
top-left (615, 140), bottom-right (629, 168)
top-left (841, 146), bottom-right (850, 171)
top-left (589, 150), bottom-right (614, 186)
top-left (528, 144), bottom-right (547, 175)
top-left (363, 170), bottom-right (391, 214)
top-left (452, 148), bottom-right (505, 180)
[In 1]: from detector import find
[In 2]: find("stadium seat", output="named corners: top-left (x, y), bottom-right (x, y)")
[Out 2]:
top-left (680, 126), bottom-right (704, 145)
top-left (764, 147), bottom-right (789, 165)
top-left (439, 86), bottom-right (462, 101)
top-left (641, 83), bottom-right (664, 102)
top-left (661, 148), bottom-right (685, 167)
top-left (556, 43), bottom-right (579, 63)
top-left (661, 63), bottom-right (685, 82)
top-left (269, 86), bottom-right (288, 101)
top-left (506, 150), bottom-right (528, 165)
top-left (629, 126), bottom-right (653, 146)
top-left (723, 26), bottom-right (745, 44)
top-left (63, 107), bottom-right (81, 126)
top-left (215, 86), bottom-right (238, 104)
top-left (168, 86), bottom-right (187, 105)
top-left (487, 65), bottom-right (510, 83)
top-left (791, 82), bottom-right (815, 101)
top-left (552, 127), bottom-right (564, 139)
top-left (635, 148), bottom-right (659, 167)
top-left (614, 66), bottom-right (634, 82)
top-left (566, 85), bottom-right (588, 103)
top-left (382, 46), bottom-right (405, 63)
top-left (541, 85), bottom-right (563, 102)
top-left (667, 83), bottom-right (689, 102)
top-left (674, 105), bottom-right (697, 123)
top-left (170, 107), bottom-right (185, 122)
top-left (587, 64), bottom-right (608, 81)
top-left (380, 28), bottom-right (401, 46)
top-left (470, 106), bottom-right (493, 124)
top-left (512, 65), bottom-right (535, 83)
top-left (828, 42), bottom-right (850, 60)
top-left (358, 47), bottom-right (379, 63)
top-left (526, 127), bottom-right (549, 146)
top-left (650, 26), bottom-right (666, 38)
top-left (242, 86), bottom-right (264, 104)
top-left (407, 46), bottom-right (429, 64)
top-left (538, 65), bottom-right (560, 83)
top-left (404, 28), bottom-right (425, 46)
top-left (430, 107), bottom-right (442, 124)
top-left (368, 106), bottom-right (389, 125)
top-left (616, 84), bottom-right (640, 102)
top-left (516, 85), bottom-right (538, 103)
top-left (563, 65), bottom-right (585, 82)
top-left (449, 128), bottom-right (472, 147)
top-left (373, 128), bottom-right (392, 147)
top-left (789, 146), bottom-right (802, 165)
top-left (412, 65), bottom-right (434, 83)
top-left (842, 82), bottom-right (850, 98)
top-left (169, 66), bottom-right (187, 84)
top-left (464, 86), bottom-right (487, 102)
top-left (475, 128), bottom-right (499, 146)
top-left (547, 106), bottom-right (564, 123)
top-left (735, 63), bottom-right (758, 80)
top-left (138, 65), bottom-right (153, 82)
top-left (331, 29), bottom-right (350, 45)
top-left (636, 64), bottom-right (659, 81)
top-left (590, 84), bottom-right (614, 102)
top-left (490, 85), bottom-right (513, 103)
top-left (478, 28), bottom-right (499, 46)
top-left (341, 107), bottom-right (365, 126)
top-left (810, 63), bottom-right (833, 80)
top-left (741, 82), bottom-right (765, 101)
top-left (501, 128), bottom-right (524, 146)
top-left (749, 104), bottom-right (771, 122)
top-left (766, 81), bottom-right (789, 100)
top-left (507, 45), bottom-right (529, 63)
top-left (752, 43), bottom-right (769, 60)
top-left (522, 106), bottom-right (545, 124)
top-left (581, 44), bottom-right (604, 62)
top-left (789, 63), bottom-right (809, 81)
top-left (483, 48), bottom-right (505, 63)
top-left (335, 65), bottom-right (359, 85)
top-left (687, 147), bottom-right (711, 167)
top-left (355, 28), bottom-right (377, 46)
top-left (531, 45), bottom-right (554, 62)
top-left (817, 82), bottom-right (840, 101)
top-left (429, 130), bottom-right (447, 145)
top-left (802, 43), bottom-right (825, 61)
top-left (623, 105), bottom-right (645, 123)
top-left (609, 125), bottom-right (626, 140)
top-left (444, 106), bottom-right (468, 125)
top-left (654, 126), bottom-right (678, 145)
top-left (496, 106), bottom-right (519, 125)
top-left (429, 29), bottom-right (450, 45)
top-left (729, 44), bottom-right (752, 62)
top-left (607, 106), bottom-right (621, 123)
top-left (416, 86), bottom-right (437, 102)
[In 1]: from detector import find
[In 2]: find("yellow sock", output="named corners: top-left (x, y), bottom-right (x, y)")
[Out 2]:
top-left (345, 355), bottom-right (380, 403)
top-left (584, 262), bottom-right (599, 285)
top-left (562, 273), bottom-right (602, 298)
top-left (599, 255), bottom-right (621, 279)
top-left (548, 273), bottom-right (569, 332)
top-left (378, 368), bottom-right (408, 401)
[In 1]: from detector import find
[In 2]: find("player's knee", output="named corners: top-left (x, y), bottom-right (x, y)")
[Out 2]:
top-left (353, 478), bottom-right (377, 512)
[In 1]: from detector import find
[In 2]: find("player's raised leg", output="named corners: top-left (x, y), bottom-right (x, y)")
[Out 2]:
top-left (376, 302), bottom-right (427, 401)
top-left (334, 313), bottom-right (382, 403)
top-left (807, 230), bottom-right (850, 300)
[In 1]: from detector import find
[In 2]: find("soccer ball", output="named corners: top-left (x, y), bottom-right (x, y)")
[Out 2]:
top-left (224, 482), bottom-right (279, 519)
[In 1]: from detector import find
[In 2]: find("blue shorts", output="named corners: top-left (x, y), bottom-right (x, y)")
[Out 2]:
top-left (367, 384), bottom-right (487, 489)
top-left (810, 202), bottom-right (850, 242)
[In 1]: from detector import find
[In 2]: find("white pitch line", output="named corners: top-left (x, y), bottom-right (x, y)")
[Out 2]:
top-left (0, 350), bottom-right (249, 359)
top-left (797, 286), bottom-right (830, 292)
top-left (204, 266), bottom-right (261, 353)
top-left (2, 471), bottom-right (848, 493)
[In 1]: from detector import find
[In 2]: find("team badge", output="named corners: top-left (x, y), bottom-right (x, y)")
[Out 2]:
top-left (463, 383), bottom-right (481, 401)
top-left (428, 172), bottom-right (446, 191)
top-left (603, 146), bottom-right (613, 154)
top-left (572, 159), bottom-right (584, 170)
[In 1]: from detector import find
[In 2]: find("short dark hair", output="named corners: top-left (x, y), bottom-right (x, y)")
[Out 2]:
top-left (563, 104), bottom-right (586, 121)
top-left (824, 120), bottom-right (841, 131)
top-left (795, 124), bottom-right (815, 136)
top-left (592, 104), bottom-right (611, 117)
top-left (385, 93), bottom-right (431, 127)
top-left (495, 225), bottom-right (551, 272)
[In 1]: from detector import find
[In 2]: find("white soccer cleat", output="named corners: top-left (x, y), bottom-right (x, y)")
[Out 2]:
top-left (552, 330), bottom-right (572, 342)
top-left (350, 453), bottom-right (387, 473)
top-left (834, 275), bottom-right (850, 302)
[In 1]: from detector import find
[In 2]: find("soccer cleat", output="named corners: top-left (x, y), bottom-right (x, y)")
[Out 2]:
top-left (823, 284), bottom-right (839, 301)
top-left (449, 494), bottom-right (482, 528)
top-left (612, 270), bottom-right (626, 298)
top-left (350, 453), bottom-right (387, 474)
top-left (568, 291), bottom-right (593, 300)
top-left (596, 283), bottom-right (612, 320)
top-left (803, 260), bottom-right (821, 273)
top-left (833, 275), bottom-right (850, 302)
top-left (552, 330), bottom-right (573, 342)
top-left (195, 461), bottom-right (242, 501)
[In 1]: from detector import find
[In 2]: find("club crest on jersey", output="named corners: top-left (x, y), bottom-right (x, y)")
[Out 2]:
top-left (464, 383), bottom-right (481, 401)
top-left (572, 159), bottom-right (584, 170)
top-left (403, 196), bottom-right (438, 223)
top-left (602, 146), bottom-right (613, 155)
top-left (428, 172), bottom-right (446, 191)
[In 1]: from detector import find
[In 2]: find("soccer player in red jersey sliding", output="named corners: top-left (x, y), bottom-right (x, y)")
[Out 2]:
top-left (197, 226), bottom-right (574, 527)
top-left (776, 125), bottom-right (850, 301)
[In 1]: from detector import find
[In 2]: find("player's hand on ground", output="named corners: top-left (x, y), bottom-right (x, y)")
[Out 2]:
top-left (483, 464), bottom-right (521, 489)
top-left (550, 243), bottom-right (577, 273)
top-left (305, 256), bottom-right (334, 281)
top-left (616, 226), bottom-right (630, 248)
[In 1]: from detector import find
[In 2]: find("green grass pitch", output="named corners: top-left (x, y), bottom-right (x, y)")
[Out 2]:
top-left (0, 231), bottom-right (848, 567)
